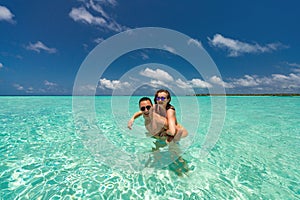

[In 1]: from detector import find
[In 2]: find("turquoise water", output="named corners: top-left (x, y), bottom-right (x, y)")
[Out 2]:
top-left (0, 96), bottom-right (299, 199)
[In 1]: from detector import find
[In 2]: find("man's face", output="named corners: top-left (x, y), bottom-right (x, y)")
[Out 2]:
top-left (139, 100), bottom-right (152, 116)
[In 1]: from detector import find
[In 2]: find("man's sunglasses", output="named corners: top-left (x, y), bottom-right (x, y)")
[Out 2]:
top-left (156, 96), bottom-right (167, 101)
top-left (140, 105), bottom-right (151, 111)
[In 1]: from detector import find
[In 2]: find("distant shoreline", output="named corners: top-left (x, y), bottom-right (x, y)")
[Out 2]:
top-left (193, 93), bottom-right (300, 96)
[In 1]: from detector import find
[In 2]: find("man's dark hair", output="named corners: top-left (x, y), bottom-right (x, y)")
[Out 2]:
top-left (139, 97), bottom-right (153, 105)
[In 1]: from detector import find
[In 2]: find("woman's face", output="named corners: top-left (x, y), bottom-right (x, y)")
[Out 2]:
top-left (156, 92), bottom-right (169, 105)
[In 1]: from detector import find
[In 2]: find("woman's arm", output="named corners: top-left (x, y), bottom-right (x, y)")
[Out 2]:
top-left (146, 110), bottom-right (168, 135)
top-left (127, 111), bottom-right (143, 129)
top-left (166, 109), bottom-right (177, 136)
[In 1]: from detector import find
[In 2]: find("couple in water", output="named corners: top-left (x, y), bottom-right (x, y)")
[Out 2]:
top-left (128, 89), bottom-right (188, 143)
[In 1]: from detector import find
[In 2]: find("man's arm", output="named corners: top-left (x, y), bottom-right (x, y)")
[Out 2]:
top-left (127, 111), bottom-right (143, 129)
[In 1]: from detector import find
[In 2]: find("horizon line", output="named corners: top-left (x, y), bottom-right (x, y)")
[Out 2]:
top-left (1, 93), bottom-right (300, 97)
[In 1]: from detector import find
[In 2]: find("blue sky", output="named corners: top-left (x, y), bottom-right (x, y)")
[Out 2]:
top-left (1, 0), bottom-right (300, 95)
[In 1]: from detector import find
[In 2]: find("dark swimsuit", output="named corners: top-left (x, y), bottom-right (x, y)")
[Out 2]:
top-left (166, 104), bottom-right (175, 111)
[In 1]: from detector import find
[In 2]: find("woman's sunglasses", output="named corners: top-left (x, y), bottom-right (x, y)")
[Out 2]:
top-left (156, 96), bottom-right (167, 101)
top-left (140, 105), bottom-right (151, 111)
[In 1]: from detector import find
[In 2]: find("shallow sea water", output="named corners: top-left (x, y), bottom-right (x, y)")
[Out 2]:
top-left (0, 96), bottom-right (299, 199)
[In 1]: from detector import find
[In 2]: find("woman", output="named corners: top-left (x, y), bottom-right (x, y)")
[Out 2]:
top-left (153, 89), bottom-right (188, 142)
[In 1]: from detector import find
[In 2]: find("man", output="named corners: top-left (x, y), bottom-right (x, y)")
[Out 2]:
top-left (127, 97), bottom-right (167, 138)
top-left (128, 96), bottom-right (184, 143)
top-left (128, 97), bottom-right (189, 175)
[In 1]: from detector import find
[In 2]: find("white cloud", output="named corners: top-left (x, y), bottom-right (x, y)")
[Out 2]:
top-left (188, 39), bottom-right (203, 48)
top-left (0, 62), bottom-right (3, 69)
top-left (286, 62), bottom-right (300, 68)
top-left (289, 73), bottom-right (300, 82)
top-left (97, 63), bottom-right (300, 94)
top-left (69, 0), bottom-right (127, 32)
top-left (91, 0), bottom-right (118, 7)
top-left (208, 34), bottom-right (287, 57)
top-left (99, 78), bottom-right (130, 90)
top-left (69, 7), bottom-right (106, 26)
top-left (44, 80), bottom-right (58, 86)
top-left (232, 75), bottom-right (259, 87)
top-left (94, 37), bottom-right (105, 44)
top-left (26, 41), bottom-right (57, 54)
top-left (227, 71), bottom-right (300, 92)
top-left (163, 45), bottom-right (177, 54)
top-left (210, 76), bottom-right (234, 88)
top-left (88, 0), bottom-right (110, 19)
top-left (269, 73), bottom-right (300, 89)
top-left (175, 79), bottom-right (191, 89)
top-left (140, 52), bottom-right (149, 60)
top-left (75, 84), bottom-right (97, 95)
top-left (286, 62), bottom-right (300, 74)
top-left (139, 68), bottom-right (174, 82)
top-left (292, 68), bottom-right (300, 74)
top-left (26, 87), bottom-right (34, 94)
top-left (272, 73), bottom-right (300, 83)
top-left (189, 78), bottom-right (212, 88)
top-left (272, 74), bottom-right (289, 81)
top-left (105, 0), bottom-right (118, 7)
top-left (148, 80), bottom-right (169, 88)
top-left (12, 81), bottom-right (68, 94)
top-left (0, 5), bottom-right (15, 23)
top-left (13, 84), bottom-right (35, 93)
top-left (13, 84), bottom-right (24, 91)
top-left (175, 78), bottom-right (211, 89)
